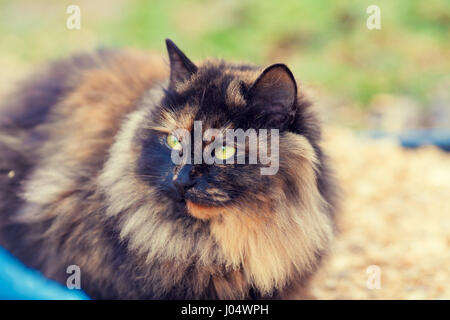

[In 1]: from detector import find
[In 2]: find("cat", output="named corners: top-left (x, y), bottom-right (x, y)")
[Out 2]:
top-left (0, 39), bottom-right (338, 299)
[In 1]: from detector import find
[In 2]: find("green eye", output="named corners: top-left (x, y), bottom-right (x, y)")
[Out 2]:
top-left (215, 145), bottom-right (236, 160)
top-left (167, 134), bottom-right (182, 151)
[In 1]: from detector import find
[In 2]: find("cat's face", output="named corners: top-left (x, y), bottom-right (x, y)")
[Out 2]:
top-left (136, 40), bottom-right (310, 220)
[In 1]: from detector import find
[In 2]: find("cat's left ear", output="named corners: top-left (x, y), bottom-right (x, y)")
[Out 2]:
top-left (166, 39), bottom-right (198, 90)
top-left (247, 64), bottom-right (297, 128)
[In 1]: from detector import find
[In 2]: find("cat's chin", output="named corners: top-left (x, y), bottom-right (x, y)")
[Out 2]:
top-left (185, 200), bottom-right (227, 221)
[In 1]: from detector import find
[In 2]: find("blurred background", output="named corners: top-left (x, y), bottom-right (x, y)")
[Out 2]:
top-left (0, 0), bottom-right (449, 299)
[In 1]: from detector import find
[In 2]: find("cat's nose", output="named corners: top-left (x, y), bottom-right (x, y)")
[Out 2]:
top-left (173, 164), bottom-right (195, 195)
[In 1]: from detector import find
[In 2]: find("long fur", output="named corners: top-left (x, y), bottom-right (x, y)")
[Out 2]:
top-left (0, 46), bottom-right (338, 299)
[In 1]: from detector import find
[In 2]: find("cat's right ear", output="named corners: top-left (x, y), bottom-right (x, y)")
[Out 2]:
top-left (165, 39), bottom-right (197, 90)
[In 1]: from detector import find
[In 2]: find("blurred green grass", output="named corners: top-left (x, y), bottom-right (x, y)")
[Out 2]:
top-left (0, 0), bottom-right (448, 111)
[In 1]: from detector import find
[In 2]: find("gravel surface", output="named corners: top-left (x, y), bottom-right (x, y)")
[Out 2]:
top-left (310, 127), bottom-right (450, 299)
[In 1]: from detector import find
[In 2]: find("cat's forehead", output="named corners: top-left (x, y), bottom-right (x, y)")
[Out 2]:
top-left (160, 60), bottom-right (261, 131)
top-left (179, 60), bottom-right (259, 105)
top-left (178, 60), bottom-right (259, 89)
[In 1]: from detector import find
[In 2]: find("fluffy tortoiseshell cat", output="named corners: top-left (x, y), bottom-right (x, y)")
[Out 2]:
top-left (0, 39), bottom-right (338, 299)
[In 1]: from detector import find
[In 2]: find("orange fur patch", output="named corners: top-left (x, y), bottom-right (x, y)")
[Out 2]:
top-left (186, 201), bottom-right (226, 220)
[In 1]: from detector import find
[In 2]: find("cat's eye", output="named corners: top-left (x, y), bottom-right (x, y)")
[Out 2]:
top-left (166, 134), bottom-right (182, 151)
top-left (215, 145), bottom-right (236, 160)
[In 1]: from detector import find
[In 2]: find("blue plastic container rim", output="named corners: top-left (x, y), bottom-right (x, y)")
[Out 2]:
top-left (0, 246), bottom-right (89, 300)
